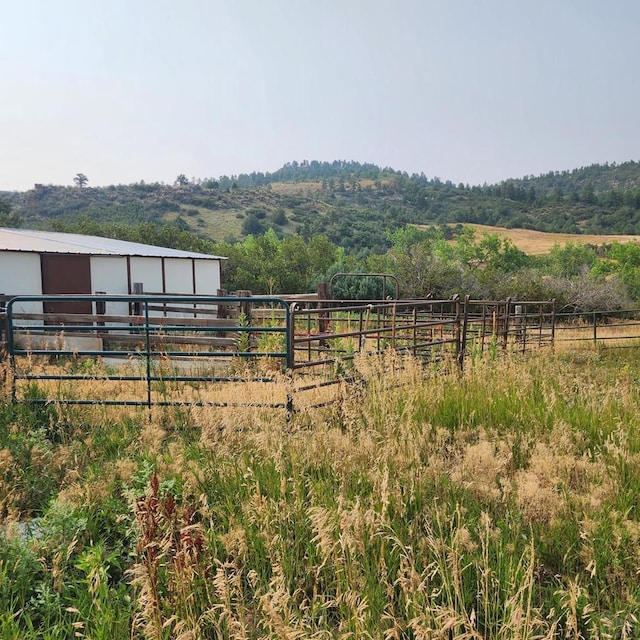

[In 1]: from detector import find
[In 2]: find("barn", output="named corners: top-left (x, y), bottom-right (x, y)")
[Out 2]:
top-left (0, 227), bottom-right (226, 318)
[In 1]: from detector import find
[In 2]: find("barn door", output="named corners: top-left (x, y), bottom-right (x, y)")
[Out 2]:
top-left (41, 254), bottom-right (92, 317)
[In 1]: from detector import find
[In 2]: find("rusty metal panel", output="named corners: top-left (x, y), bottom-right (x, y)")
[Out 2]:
top-left (41, 253), bottom-right (92, 315)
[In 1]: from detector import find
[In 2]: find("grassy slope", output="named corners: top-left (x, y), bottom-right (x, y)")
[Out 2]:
top-left (451, 223), bottom-right (640, 254)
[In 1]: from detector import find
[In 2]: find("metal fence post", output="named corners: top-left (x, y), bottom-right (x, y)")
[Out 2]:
top-left (458, 295), bottom-right (469, 369)
top-left (286, 301), bottom-right (295, 370)
top-left (144, 299), bottom-right (152, 410)
top-left (503, 297), bottom-right (512, 349)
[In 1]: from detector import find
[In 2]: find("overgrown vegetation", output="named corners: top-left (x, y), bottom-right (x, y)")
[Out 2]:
top-left (2, 345), bottom-right (640, 637)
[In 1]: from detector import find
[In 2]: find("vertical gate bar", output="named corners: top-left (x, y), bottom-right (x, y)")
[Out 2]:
top-left (481, 303), bottom-right (487, 352)
top-left (306, 308), bottom-right (312, 362)
top-left (286, 301), bottom-right (293, 370)
top-left (145, 299), bottom-right (152, 410)
top-left (391, 301), bottom-right (397, 349)
top-left (458, 295), bottom-right (469, 369)
top-left (6, 300), bottom-right (16, 403)
top-left (593, 311), bottom-right (597, 345)
top-left (503, 297), bottom-right (512, 350)
top-left (412, 306), bottom-right (418, 356)
top-left (550, 298), bottom-right (556, 350)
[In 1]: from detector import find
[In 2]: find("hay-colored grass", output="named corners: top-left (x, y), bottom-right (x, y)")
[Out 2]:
top-left (3, 342), bottom-right (640, 638)
top-left (424, 222), bottom-right (640, 254)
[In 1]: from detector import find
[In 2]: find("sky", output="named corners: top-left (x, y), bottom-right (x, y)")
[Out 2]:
top-left (1, 0), bottom-right (639, 191)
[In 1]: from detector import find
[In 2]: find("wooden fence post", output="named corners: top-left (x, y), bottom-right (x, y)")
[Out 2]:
top-left (237, 290), bottom-right (252, 322)
top-left (95, 291), bottom-right (106, 327)
top-left (217, 288), bottom-right (228, 319)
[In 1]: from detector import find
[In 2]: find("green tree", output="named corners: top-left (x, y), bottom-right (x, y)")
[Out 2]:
top-left (73, 173), bottom-right (88, 188)
top-left (0, 199), bottom-right (21, 228)
top-left (545, 242), bottom-right (597, 277)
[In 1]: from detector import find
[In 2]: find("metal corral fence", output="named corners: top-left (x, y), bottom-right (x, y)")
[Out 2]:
top-left (3, 293), bottom-right (634, 410)
top-left (553, 307), bottom-right (640, 349)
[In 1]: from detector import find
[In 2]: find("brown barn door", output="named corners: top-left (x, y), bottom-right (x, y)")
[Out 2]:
top-left (41, 254), bottom-right (92, 318)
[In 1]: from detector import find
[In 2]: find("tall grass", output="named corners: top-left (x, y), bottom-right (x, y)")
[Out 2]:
top-left (1, 347), bottom-right (640, 637)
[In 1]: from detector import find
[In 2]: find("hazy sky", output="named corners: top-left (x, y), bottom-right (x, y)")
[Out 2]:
top-left (1, 0), bottom-right (638, 191)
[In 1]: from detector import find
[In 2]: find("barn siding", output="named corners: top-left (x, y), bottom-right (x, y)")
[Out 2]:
top-left (194, 259), bottom-right (221, 294)
top-left (91, 256), bottom-right (130, 317)
top-left (163, 258), bottom-right (196, 294)
top-left (0, 252), bottom-right (43, 317)
top-left (0, 247), bottom-right (222, 322)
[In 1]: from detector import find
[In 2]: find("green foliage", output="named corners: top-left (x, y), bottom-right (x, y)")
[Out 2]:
top-left (8, 159), bottom-right (640, 258)
top-left (543, 242), bottom-right (598, 277)
top-left (8, 160), bottom-right (640, 305)
top-left (0, 198), bottom-right (22, 228)
top-left (218, 230), bottom-right (333, 294)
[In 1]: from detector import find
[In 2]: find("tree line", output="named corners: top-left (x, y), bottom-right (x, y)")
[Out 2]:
top-left (44, 214), bottom-right (640, 313)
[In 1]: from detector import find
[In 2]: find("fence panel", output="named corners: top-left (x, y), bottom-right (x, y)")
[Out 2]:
top-left (5, 294), bottom-right (291, 409)
top-left (6, 293), bottom-right (640, 411)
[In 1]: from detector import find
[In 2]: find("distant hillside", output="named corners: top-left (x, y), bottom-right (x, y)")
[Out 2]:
top-left (3, 159), bottom-right (640, 251)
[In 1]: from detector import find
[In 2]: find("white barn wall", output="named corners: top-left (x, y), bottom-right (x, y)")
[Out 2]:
top-left (129, 257), bottom-right (163, 293)
top-left (129, 257), bottom-right (164, 317)
top-left (163, 258), bottom-right (194, 294)
top-left (162, 258), bottom-right (196, 319)
top-left (194, 259), bottom-right (221, 294)
top-left (0, 251), bottom-right (43, 317)
top-left (90, 256), bottom-right (130, 317)
top-left (0, 243), bottom-right (223, 325)
top-left (194, 259), bottom-right (221, 316)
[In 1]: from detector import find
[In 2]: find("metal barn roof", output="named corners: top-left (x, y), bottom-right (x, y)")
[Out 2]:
top-left (0, 228), bottom-right (225, 260)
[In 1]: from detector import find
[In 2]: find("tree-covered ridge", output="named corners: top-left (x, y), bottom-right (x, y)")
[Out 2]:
top-left (211, 159), bottom-right (400, 189)
top-left (504, 160), bottom-right (640, 195)
top-left (3, 159), bottom-right (640, 249)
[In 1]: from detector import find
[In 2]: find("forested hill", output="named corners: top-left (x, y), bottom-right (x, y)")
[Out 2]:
top-left (3, 159), bottom-right (640, 252)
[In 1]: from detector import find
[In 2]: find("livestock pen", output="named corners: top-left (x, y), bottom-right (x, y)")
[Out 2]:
top-left (2, 292), bottom-right (633, 412)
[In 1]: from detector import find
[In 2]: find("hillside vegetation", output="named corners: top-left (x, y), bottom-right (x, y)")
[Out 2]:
top-left (4, 160), bottom-right (640, 309)
top-left (4, 159), bottom-right (640, 253)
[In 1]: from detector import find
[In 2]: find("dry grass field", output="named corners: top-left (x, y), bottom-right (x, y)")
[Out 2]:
top-left (269, 181), bottom-right (323, 194)
top-left (5, 301), bottom-right (640, 637)
top-left (3, 344), bottom-right (640, 638)
top-left (450, 223), bottom-right (640, 254)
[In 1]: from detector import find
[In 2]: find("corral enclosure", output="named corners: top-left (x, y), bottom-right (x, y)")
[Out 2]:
top-left (0, 294), bottom-right (555, 410)
top-left (3, 292), bottom-right (640, 638)
top-left (5, 290), bottom-right (639, 412)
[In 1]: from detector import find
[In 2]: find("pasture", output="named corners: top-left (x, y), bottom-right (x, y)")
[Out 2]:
top-left (1, 334), bottom-right (640, 638)
top-left (444, 223), bottom-right (640, 254)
